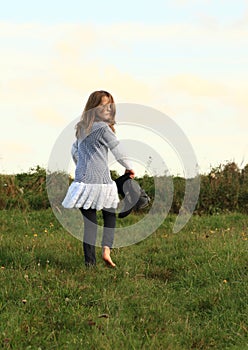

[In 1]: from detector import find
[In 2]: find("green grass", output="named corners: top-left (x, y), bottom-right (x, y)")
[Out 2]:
top-left (0, 209), bottom-right (248, 350)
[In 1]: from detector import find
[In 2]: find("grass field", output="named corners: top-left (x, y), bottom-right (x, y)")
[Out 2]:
top-left (0, 209), bottom-right (248, 350)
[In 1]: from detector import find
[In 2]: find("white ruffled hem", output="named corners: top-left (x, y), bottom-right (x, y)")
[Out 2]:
top-left (62, 181), bottom-right (119, 210)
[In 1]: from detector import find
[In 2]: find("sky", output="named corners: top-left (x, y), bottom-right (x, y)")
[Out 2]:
top-left (1, 0), bottom-right (248, 177)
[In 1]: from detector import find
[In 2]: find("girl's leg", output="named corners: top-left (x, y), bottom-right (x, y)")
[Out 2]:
top-left (79, 208), bottom-right (97, 267)
top-left (102, 208), bottom-right (116, 267)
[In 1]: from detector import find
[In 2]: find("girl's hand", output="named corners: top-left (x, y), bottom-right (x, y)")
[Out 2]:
top-left (125, 169), bottom-right (135, 179)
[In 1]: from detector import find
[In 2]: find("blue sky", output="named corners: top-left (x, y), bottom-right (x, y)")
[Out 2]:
top-left (1, 0), bottom-right (246, 24)
top-left (1, 0), bottom-right (248, 176)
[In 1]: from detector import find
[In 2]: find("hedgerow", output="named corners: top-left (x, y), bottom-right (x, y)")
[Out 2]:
top-left (0, 162), bottom-right (247, 214)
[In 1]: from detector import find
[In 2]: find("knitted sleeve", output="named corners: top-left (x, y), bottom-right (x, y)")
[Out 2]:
top-left (102, 125), bottom-right (133, 170)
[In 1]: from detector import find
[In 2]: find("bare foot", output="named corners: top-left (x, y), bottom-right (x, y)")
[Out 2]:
top-left (102, 246), bottom-right (116, 267)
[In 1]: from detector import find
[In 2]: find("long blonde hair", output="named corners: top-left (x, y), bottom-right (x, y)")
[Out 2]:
top-left (76, 90), bottom-right (116, 138)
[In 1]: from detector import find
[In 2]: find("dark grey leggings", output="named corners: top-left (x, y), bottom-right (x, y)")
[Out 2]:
top-left (79, 208), bottom-right (116, 266)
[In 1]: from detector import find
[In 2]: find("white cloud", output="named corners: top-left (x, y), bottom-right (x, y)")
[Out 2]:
top-left (0, 20), bottom-right (247, 174)
top-left (33, 107), bottom-right (67, 126)
top-left (0, 141), bottom-right (32, 154)
top-left (164, 74), bottom-right (229, 97)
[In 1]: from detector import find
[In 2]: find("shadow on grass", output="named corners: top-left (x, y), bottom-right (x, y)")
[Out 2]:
top-left (146, 266), bottom-right (175, 282)
top-left (0, 246), bottom-right (85, 273)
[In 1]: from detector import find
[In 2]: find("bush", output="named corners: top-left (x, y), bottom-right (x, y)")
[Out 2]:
top-left (0, 162), bottom-right (248, 214)
top-left (0, 166), bottom-right (49, 210)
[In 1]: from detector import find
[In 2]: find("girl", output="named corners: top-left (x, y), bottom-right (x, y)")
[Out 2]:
top-left (62, 90), bottom-right (135, 267)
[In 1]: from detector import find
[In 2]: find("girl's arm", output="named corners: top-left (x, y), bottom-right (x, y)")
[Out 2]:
top-left (102, 125), bottom-right (135, 177)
